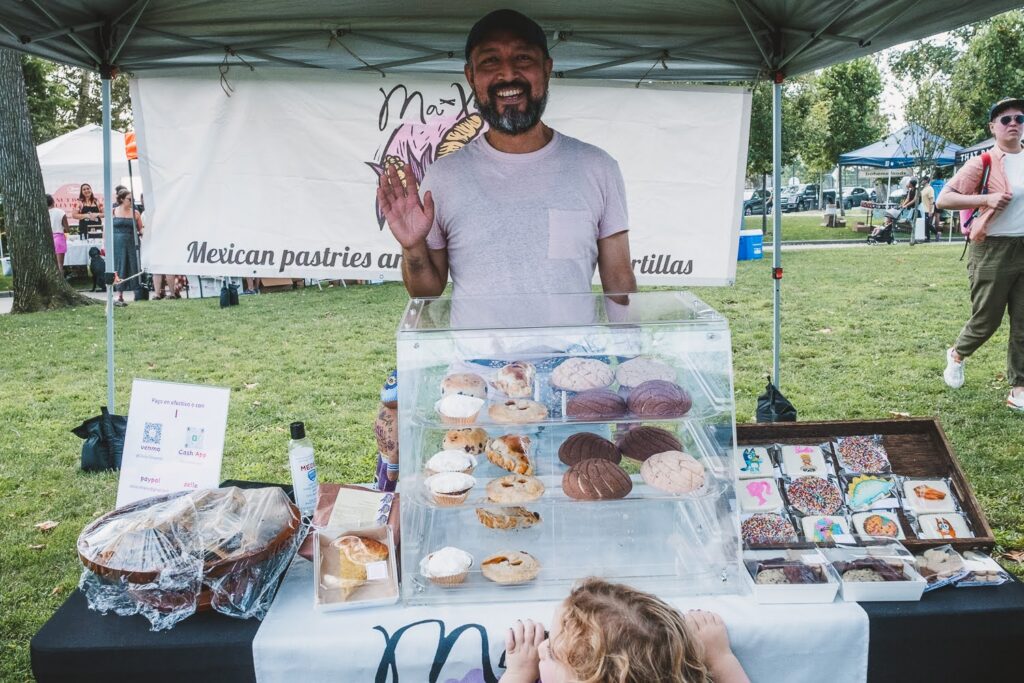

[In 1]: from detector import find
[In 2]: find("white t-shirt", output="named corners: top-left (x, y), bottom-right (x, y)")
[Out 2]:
top-left (48, 207), bottom-right (66, 235)
top-left (987, 150), bottom-right (1024, 236)
top-left (422, 131), bottom-right (629, 327)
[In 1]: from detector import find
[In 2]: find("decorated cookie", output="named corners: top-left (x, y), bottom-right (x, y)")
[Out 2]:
top-left (780, 445), bottom-right (829, 478)
top-left (735, 446), bottom-right (772, 479)
top-left (902, 479), bottom-right (957, 513)
top-left (918, 513), bottom-right (972, 540)
top-left (845, 475), bottom-right (897, 511)
top-left (834, 436), bottom-right (891, 473)
top-left (784, 476), bottom-right (843, 515)
top-left (741, 513), bottom-right (798, 545)
top-left (800, 515), bottom-right (852, 543)
top-left (852, 511), bottom-right (905, 539)
top-left (737, 478), bottom-right (783, 512)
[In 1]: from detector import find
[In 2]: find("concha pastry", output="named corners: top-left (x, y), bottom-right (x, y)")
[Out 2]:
top-left (486, 434), bottom-right (533, 475)
top-left (566, 389), bottom-right (627, 420)
top-left (615, 357), bottom-right (676, 389)
top-left (562, 459), bottom-right (633, 500)
top-left (639, 451), bottom-right (705, 494)
top-left (550, 358), bottom-right (614, 392)
top-left (626, 380), bottom-right (692, 418)
top-left (557, 432), bottom-right (621, 466)
top-left (491, 361), bottom-right (535, 398)
top-left (617, 426), bottom-right (683, 462)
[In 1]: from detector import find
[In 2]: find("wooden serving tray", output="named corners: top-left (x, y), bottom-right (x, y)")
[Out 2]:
top-left (736, 419), bottom-right (994, 552)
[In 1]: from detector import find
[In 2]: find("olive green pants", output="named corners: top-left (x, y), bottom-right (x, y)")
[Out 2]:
top-left (954, 236), bottom-right (1024, 386)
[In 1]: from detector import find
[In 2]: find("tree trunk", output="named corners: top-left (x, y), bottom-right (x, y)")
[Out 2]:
top-left (0, 48), bottom-right (95, 312)
top-left (74, 68), bottom-right (93, 127)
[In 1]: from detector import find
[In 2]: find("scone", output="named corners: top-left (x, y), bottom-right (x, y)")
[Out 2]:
top-left (489, 399), bottom-right (548, 424)
top-left (550, 358), bottom-right (614, 392)
top-left (443, 427), bottom-right (489, 455)
top-left (486, 474), bottom-right (545, 503)
top-left (475, 506), bottom-right (542, 530)
top-left (441, 373), bottom-right (488, 400)
top-left (486, 434), bottom-right (533, 475)
top-left (481, 550), bottom-right (541, 585)
top-left (491, 361), bottom-right (536, 398)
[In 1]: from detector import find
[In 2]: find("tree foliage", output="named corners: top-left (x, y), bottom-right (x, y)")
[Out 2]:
top-left (746, 76), bottom-right (815, 180)
top-left (801, 57), bottom-right (888, 175)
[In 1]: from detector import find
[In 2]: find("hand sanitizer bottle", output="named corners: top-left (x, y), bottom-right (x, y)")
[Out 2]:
top-left (288, 421), bottom-right (318, 517)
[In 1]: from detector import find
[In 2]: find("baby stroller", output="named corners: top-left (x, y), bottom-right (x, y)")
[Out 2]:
top-left (867, 209), bottom-right (899, 245)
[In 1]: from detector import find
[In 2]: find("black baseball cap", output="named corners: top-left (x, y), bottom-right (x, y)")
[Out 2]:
top-left (465, 9), bottom-right (549, 62)
top-left (989, 98), bottom-right (1024, 121)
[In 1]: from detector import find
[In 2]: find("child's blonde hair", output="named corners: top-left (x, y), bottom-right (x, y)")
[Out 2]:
top-left (552, 577), bottom-right (709, 683)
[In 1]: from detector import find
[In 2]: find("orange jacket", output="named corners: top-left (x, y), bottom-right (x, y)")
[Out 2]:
top-left (945, 143), bottom-right (1023, 242)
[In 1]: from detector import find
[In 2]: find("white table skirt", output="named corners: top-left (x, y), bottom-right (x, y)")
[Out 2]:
top-left (253, 557), bottom-right (868, 683)
top-left (64, 238), bottom-right (103, 267)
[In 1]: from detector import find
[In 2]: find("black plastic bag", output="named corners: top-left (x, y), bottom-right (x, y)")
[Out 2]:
top-left (220, 282), bottom-right (239, 308)
top-left (756, 375), bottom-right (797, 423)
top-left (72, 407), bottom-right (127, 471)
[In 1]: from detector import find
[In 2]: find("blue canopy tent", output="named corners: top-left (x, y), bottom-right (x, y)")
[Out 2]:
top-left (838, 124), bottom-right (963, 242)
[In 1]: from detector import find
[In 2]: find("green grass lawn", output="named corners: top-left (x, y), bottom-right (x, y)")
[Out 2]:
top-left (744, 210), bottom-right (881, 241)
top-left (2, 245), bottom-right (1023, 679)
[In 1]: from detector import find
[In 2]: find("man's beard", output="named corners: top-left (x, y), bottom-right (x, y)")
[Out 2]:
top-left (475, 80), bottom-right (548, 136)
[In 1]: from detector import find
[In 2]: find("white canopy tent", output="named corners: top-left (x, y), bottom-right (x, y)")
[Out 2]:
top-left (36, 123), bottom-right (137, 222)
top-left (0, 1), bottom-right (1018, 410)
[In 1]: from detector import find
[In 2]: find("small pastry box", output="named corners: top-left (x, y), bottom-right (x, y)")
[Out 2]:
top-left (742, 545), bottom-right (839, 604)
top-left (314, 525), bottom-right (399, 612)
top-left (824, 539), bottom-right (926, 602)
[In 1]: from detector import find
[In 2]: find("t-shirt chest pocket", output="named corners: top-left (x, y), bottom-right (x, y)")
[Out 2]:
top-left (547, 209), bottom-right (595, 260)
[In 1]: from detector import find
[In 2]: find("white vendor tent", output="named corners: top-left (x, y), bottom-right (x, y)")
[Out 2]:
top-left (0, 0), bottom-right (1018, 409)
top-left (36, 124), bottom-right (136, 222)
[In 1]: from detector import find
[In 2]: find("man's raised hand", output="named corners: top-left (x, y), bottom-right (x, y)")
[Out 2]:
top-left (377, 162), bottom-right (435, 250)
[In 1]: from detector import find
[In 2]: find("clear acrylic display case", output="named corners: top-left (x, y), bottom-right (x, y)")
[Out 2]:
top-left (396, 291), bottom-right (741, 605)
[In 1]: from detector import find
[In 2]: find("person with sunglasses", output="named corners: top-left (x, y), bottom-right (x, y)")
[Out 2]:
top-left (937, 98), bottom-right (1024, 411)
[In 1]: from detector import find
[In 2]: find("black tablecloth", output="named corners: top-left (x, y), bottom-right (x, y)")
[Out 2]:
top-left (32, 580), bottom-right (1024, 682)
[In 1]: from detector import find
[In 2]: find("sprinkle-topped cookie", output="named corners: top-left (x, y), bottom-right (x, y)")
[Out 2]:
top-left (741, 513), bottom-right (798, 545)
top-left (834, 436), bottom-right (891, 473)
top-left (785, 476), bottom-right (843, 515)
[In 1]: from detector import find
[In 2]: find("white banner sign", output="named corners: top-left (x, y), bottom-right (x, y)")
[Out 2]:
top-left (132, 70), bottom-right (749, 285)
top-left (116, 379), bottom-right (230, 508)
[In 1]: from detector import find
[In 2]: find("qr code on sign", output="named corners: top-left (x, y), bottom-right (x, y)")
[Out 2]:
top-left (143, 422), bottom-right (162, 445)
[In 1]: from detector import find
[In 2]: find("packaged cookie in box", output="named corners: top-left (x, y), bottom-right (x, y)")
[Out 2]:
top-left (842, 474), bottom-right (899, 512)
top-left (832, 435), bottom-right (891, 475)
top-left (914, 545), bottom-right (968, 592)
top-left (741, 512), bottom-right (799, 547)
top-left (734, 445), bottom-right (775, 479)
top-left (824, 539), bottom-right (926, 602)
top-left (314, 526), bottom-right (398, 611)
top-left (743, 545), bottom-right (839, 603)
top-left (901, 477), bottom-right (959, 514)
top-left (956, 550), bottom-right (1011, 587)
top-left (736, 477), bottom-right (785, 513)
top-left (778, 444), bottom-right (832, 479)
top-left (782, 475), bottom-right (845, 516)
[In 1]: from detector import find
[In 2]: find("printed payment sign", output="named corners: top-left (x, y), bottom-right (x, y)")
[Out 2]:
top-left (116, 379), bottom-right (231, 508)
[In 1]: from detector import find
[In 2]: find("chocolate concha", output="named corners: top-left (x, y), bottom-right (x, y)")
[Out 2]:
top-left (617, 426), bottom-right (683, 462)
top-left (627, 380), bottom-right (692, 418)
top-left (562, 459), bottom-right (633, 500)
top-left (558, 432), bottom-right (621, 466)
top-left (566, 389), bottom-right (627, 421)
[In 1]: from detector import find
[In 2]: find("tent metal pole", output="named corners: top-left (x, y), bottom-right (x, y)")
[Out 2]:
top-left (102, 71), bottom-right (115, 411)
top-left (772, 78), bottom-right (782, 388)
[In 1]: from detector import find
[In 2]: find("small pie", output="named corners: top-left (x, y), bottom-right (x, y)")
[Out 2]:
top-left (486, 474), bottom-right (545, 504)
top-left (488, 399), bottom-right (548, 424)
top-left (481, 550), bottom-right (541, 585)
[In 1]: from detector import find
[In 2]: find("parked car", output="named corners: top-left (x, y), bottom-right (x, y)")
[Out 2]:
top-left (839, 186), bottom-right (877, 210)
top-left (742, 189), bottom-right (772, 216)
top-left (782, 184), bottom-right (820, 212)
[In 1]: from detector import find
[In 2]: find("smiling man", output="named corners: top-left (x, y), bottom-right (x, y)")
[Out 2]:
top-left (377, 9), bottom-right (636, 325)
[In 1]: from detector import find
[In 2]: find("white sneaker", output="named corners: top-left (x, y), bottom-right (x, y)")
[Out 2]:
top-left (943, 348), bottom-right (964, 389)
top-left (1008, 390), bottom-right (1024, 412)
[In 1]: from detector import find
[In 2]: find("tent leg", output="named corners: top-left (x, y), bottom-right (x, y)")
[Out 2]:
top-left (102, 69), bottom-right (115, 412)
top-left (772, 79), bottom-right (782, 389)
